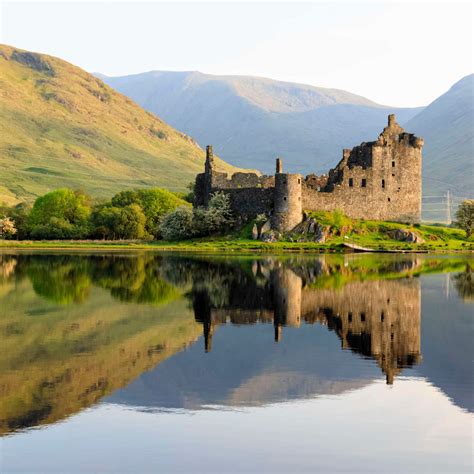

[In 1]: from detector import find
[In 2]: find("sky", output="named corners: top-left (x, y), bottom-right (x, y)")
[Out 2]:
top-left (1, 0), bottom-right (472, 107)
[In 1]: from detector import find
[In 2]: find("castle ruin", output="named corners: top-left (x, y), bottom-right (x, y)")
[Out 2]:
top-left (194, 114), bottom-right (424, 231)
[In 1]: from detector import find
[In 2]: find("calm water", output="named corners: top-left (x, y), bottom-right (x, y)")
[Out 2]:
top-left (0, 251), bottom-right (472, 473)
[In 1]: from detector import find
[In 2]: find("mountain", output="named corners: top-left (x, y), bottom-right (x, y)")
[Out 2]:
top-left (405, 74), bottom-right (474, 205)
top-left (100, 71), bottom-right (422, 174)
top-left (0, 46), bottom-right (241, 205)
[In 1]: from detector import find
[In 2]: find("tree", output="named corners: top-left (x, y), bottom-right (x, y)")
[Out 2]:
top-left (111, 188), bottom-right (188, 236)
top-left (90, 205), bottom-right (122, 240)
top-left (8, 203), bottom-right (31, 239)
top-left (114, 204), bottom-right (147, 239)
top-left (194, 191), bottom-right (234, 236)
top-left (28, 189), bottom-right (91, 239)
top-left (455, 200), bottom-right (474, 238)
top-left (0, 217), bottom-right (17, 239)
top-left (160, 206), bottom-right (194, 240)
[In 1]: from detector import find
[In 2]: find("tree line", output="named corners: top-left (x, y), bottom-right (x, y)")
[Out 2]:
top-left (0, 186), bottom-right (235, 240)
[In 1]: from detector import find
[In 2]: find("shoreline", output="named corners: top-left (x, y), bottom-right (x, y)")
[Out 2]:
top-left (1, 240), bottom-right (473, 254)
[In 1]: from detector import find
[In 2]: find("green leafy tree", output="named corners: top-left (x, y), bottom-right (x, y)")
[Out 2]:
top-left (455, 200), bottom-right (474, 238)
top-left (111, 188), bottom-right (188, 236)
top-left (28, 189), bottom-right (91, 239)
top-left (114, 204), bottom-right (147, 239)
top-left (90, 205), bottom-right (123, 240)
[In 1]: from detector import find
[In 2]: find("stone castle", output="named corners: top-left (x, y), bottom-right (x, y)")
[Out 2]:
top-left (194, 114), bottom-right (424, 231)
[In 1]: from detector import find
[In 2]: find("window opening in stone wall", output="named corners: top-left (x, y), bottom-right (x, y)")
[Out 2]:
top-left (360, 312), bottom-right (366, 322)
top-left (388, 197), bottom-right (391, 202)
top-left (348, 312), bottom-right (353, 323)
top-left (349, 178), bottom-right (353, 187)
top-left (361, 178), bottom-right (367, 187)
top-left (298, 178), bottom-right (301, 184)
top-left (284, 197), bottom-right (287, 201)
top-left (392, 161), bottom-right (395, 167)
top-left (382, 179), bottom-right (385, 188)
top-left (381, 311), bottom-right (385, 322)
top-left (392, 173), bottom-right (395, 177)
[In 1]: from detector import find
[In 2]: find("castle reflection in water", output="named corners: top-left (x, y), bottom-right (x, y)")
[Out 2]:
top-left (192, 258), bottom-right (422, 384)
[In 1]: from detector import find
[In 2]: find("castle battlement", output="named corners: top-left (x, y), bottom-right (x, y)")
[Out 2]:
top-left (194, 115), bottom-right (423, 231)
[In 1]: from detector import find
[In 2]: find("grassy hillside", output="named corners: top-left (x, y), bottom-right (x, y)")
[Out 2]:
top-left (405, 74), bottom-right (474, 216)
top-left (100, 71), bottom-right (421, 173)
top-left (0, 45), bottom-right (242, 206)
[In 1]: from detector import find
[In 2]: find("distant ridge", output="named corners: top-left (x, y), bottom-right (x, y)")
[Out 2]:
top-left (100, 70), bottom-right (422, 174)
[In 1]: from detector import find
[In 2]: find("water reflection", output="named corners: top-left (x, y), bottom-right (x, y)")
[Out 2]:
top-left (452, 263), bottom-right (473, 302)
top-left (0, 252), bottom-right (472, 436)
top-left (193, 262), bottom-right (421, 385)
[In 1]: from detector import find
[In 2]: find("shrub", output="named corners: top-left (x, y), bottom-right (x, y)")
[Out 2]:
top-left (0, 217), bottom-right (17, 239)
top-left (195, 191), bottom-right (234, 235)
top-left (160, 206), bottom-right (194, 241)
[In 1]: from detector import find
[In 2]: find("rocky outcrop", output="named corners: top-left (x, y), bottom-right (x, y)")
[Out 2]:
top-left (11, 50), bottom-right (55, 76)
top-left (291, 218), bottom-right (330, 243)
top-left (388, 228), bottom-right (425, 243)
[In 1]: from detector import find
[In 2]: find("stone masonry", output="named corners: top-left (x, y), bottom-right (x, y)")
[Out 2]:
top-left (194, 115), bottom-right (424, 231)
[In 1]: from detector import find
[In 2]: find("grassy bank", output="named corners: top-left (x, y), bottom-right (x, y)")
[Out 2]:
top-left (1, 216), bottom-right (472, 253)
top-left (0, 235), bottom-right (472, 253)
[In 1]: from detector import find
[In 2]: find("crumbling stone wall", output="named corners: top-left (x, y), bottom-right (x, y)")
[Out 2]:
top-left (194, 115), bottom-right (423, 230)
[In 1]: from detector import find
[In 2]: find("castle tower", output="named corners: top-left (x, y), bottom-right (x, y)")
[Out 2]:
top-left (276, 158), bottom-right (283, 174)
top-left (205, 145), bottom-right (215, 174)
top-left (271, 160), bottom-right (303, 232)
top-left (202, 145), bottom-right (215, 206)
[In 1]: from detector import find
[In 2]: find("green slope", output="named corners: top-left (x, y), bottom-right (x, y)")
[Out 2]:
top-left (0, 45), bottom-right (242, 205)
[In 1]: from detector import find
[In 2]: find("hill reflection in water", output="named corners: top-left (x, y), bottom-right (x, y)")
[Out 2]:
top-left (0, 252), bottom-right (472, 435)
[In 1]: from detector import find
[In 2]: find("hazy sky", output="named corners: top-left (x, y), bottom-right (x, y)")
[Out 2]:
top-left (1, 0), bottom-right (472, 106)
